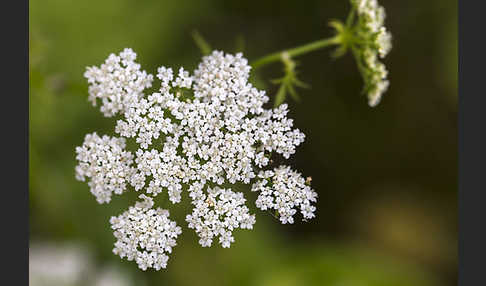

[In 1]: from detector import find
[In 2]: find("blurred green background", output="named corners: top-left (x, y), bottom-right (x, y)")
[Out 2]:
top-left (29, 0), bottom-right (457, 285)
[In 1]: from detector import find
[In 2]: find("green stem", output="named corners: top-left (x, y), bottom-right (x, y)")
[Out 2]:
top-left (191, 30), bottom-right (212, 56)
top-left (250, 37), bottom-right (340, 69)
top-left (350, 45), bottom-right (366, 76)
top-left (346, 7), bottom-right (356, 28)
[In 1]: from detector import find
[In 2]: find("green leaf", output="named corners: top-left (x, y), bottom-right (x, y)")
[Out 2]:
top-left (293, 77), bottom-right (310, 89)
top-left (287, 82), bottom-right (301, 102)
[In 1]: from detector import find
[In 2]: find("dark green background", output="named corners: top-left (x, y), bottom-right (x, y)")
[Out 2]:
top-left (30, 0), bottom-right (457, 285)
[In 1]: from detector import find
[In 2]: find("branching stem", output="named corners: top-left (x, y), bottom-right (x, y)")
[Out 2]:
top-left (250, 37), bottom-right (340, 69)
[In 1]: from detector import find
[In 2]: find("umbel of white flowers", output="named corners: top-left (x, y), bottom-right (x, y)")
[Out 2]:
top-left (350, 0), bottom-right (392, 107)
top-left (75, 48), bottom-right (317, 270)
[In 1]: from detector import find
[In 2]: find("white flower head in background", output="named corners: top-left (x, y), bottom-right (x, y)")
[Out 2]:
top-left (350, 0), bottom-right (392, 107)
top-left (30, 241), bottom-right (137, 286)
top-left (76, 48), bottom-right (317, 270)
top-left (29, 242), bottom-right (92, 286)
top-left (94, 265), bottom-right (135, 286)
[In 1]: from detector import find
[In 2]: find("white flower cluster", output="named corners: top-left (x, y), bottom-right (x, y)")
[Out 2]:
top-left (251, 165), bottom-right (317, 224)
top-left (110, 195), bottom-right (182, 270)
top-left (351, 0), bottom-right (392, 107)
top-left (76, 48), bottom-right (316, 270)
top-left (84, 48), bottom-right (154, 117)
top-left (75, 132), bottom-right (135, 204)
top-left (186, 185), bottom-right (256, 248)
top-left (111, 50), bottom-right (306, 206)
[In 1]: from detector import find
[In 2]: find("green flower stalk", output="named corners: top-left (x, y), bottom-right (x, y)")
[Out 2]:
top-left (250, 0), bottom-right (392, 107)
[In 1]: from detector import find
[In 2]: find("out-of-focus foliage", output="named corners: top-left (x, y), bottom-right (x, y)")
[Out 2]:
top-left (29, 0), bottom-right (457, 285)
